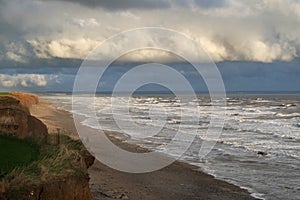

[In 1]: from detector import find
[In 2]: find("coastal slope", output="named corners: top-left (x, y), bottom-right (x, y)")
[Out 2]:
top-left (0, 93), bottom-right (94, 200)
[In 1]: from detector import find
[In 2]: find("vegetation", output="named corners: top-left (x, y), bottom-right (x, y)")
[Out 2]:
top-left (0, 133), bottom-right (89, 188)
top-left (0, 135), bottom-right (39, 178)
top-left (0, 92), bottom-right (10, 96)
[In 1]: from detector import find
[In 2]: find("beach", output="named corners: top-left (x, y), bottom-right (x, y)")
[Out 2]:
top-left (30, 97), bottom-right (256, 200)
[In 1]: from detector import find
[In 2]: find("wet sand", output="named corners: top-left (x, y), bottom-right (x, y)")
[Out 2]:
top-left (31, 98), bottom-right (256, 200)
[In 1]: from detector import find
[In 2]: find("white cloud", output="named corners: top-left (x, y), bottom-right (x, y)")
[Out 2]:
top-left (5, 52), bottom-right (25, 63)
top-left (71, 18), bottom-right (100, 28)
top-left (0, 42), bottom-right (30, 63)
top-left (28, 38), bottom-right (99, 59)
top-left (249, 41), bottom-right (294, 62)
top-left (119, 11), bottom-right (140, 20)
top-left (1, 0), bottom-right (300, 64)
top-left (0, 74), bottom-right (57, 88)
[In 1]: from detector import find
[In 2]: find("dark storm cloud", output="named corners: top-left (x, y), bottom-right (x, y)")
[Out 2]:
top-left (39, 0), bottom-right (171, 10)
top-left (174, 0), bottom-right (228, 8)
top-left (194, 0), bottom-right (228, 8)
top-left (0, 0), bottom-right (300, 68)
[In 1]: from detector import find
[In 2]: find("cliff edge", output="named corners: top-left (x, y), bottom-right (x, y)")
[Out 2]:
top-left (0, 93), bottom-right (47, 138)
top-left (0, 93), bottom-right (94, 200)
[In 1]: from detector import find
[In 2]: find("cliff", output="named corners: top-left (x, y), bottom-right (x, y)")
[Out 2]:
top-left (0, 93), bottom-right (95, 200)
top-left (0, 93), bottom-right (47, 138)
top-left (3, 175), bottom-right (93, 200)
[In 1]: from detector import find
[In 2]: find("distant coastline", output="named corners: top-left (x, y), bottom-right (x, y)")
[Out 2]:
top-left (34, 91), bottom-right (300, 96)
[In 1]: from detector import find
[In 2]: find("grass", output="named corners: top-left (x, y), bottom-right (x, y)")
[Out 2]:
top-left (0, 134), bottom-right (89, 190)
top-left (0, 92), bottom-right (10, 96)
top-left (0, 136), bottom-right (39, 178)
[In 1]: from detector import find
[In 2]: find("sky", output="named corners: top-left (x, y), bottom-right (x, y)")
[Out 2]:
top-left (0, 0), bottom-right (300, 92)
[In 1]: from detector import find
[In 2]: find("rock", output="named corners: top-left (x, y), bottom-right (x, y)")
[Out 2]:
top-left (257, 151), bottom-right (268, 156)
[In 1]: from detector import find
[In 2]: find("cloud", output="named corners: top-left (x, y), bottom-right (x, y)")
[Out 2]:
top-left (28, 38), bottom-right (98, 59)
top-left (0, 42), bottom-right (31, 64)
top-left (0, 74), bottom-right (56, 87)
top-left (1, 62), bottom-right (300, 92)
top-left (70, 18), bottom-right (100, 28)
top-left (0, 0), bottom-right (300, 66)
top-left (39, 0), bottom-right (171, 10)
top-left (172, 0), bottom-right (228, 9)
top-left (5, 52), bottom-right (25, 63)
top-left (194, 0), bottom-right (228, 8)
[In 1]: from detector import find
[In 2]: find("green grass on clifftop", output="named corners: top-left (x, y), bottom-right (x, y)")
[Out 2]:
top-left (0, 135), bottom-right (39, 178)
top-left (1, 134), bottom-right (90, 184)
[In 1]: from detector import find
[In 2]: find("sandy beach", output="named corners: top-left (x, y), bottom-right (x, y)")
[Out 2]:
top-left (30, 98), bottom-right (256, 200)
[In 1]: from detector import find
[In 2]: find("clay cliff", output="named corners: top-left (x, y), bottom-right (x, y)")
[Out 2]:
top-left (0, 93), bottom-right (47, 138)
top-left (0, 93), bottom-right (94, 200)
top-left (3, 173), bottom-right (93, 200)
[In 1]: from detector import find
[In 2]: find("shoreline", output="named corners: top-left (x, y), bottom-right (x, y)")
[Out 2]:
top-left (31, 97), bottom-right (257, 200)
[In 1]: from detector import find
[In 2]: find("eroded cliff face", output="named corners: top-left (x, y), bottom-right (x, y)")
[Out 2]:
top-left (4, 176), bottom-right (93, 200)
top-left (0, 95), bottom-right (47, 138)
top-left (0, 93), bottom-right (95, 200)
top-left (0, 144), bottom-right (95, 200)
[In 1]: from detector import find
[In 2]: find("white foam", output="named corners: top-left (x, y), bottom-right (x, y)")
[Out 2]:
top-left (44, 94), bottom-right (300, 200)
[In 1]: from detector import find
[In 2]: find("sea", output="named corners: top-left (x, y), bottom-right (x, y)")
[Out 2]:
top-left (43, 93), bottom-right (300, 200)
